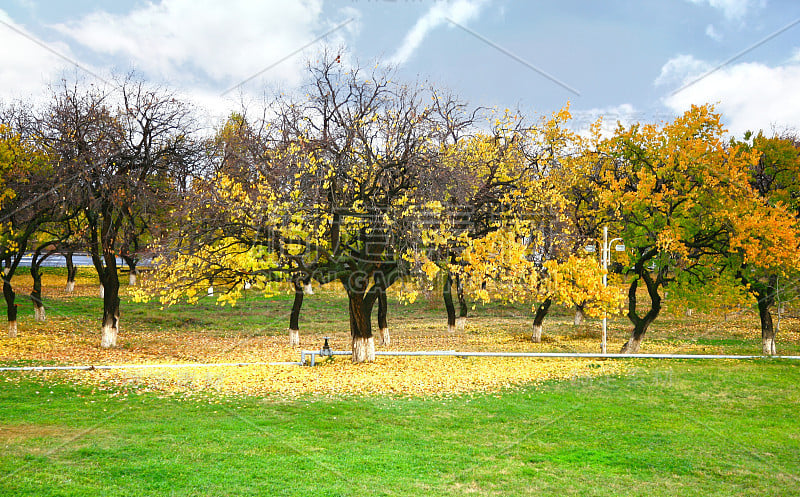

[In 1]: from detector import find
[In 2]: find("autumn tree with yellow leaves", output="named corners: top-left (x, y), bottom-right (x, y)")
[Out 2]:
top-left (145, 55), bottom-right (469, 363)
top-left (427, 107), bottom-right (623, 342)
top-left (595, 105), bottom-right (800, 353)
top-left (724, 131), bottom-right (800, 354)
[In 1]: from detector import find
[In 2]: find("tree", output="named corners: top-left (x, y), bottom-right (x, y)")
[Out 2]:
top-left (42, 78), bottom-right (197, 348)
top-left (145, 55), bottom-right (458, 363)
top-left (425, 110), bottom-right (527, 333)
top-left (56, 215), bottom-right (89, 293)
top-left (28, 239), bottom-right (57, 322)
top-left (595, 105), bottom-right (799, 353)
top-left (0, 116), bottom-right (55, 336)
top-left (721, 131), bottom-right (800, 354)
top-left (403, 106), bottom-right (624, 343)
top-left (455, 225), bottom-right (621, 342)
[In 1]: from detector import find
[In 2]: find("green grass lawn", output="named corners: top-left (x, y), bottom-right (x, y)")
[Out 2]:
top-left (1, 360), bottom-right (799, 496)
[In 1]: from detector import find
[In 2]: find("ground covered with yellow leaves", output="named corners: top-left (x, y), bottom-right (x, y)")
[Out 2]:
top-left (2, 325), bottom-right (633, 398)
top-left (2, 269), bottom-right (798, 398)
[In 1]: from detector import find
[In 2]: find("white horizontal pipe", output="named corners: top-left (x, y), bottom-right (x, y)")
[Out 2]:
top-left (5, 351), bottom-right (799, 373)
top-left (0, 361), bottom-right (300, 372)
top-left (300, 350), bottom-right (800, 363)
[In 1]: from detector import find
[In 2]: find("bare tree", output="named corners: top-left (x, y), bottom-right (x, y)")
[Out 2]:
top-left (41, 78), bottom-right (198, 348)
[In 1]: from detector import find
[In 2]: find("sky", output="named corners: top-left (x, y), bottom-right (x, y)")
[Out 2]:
top-left (1, 0), bottom-right (799, 136)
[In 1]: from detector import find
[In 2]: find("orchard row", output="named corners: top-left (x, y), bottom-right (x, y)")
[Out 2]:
top-left (2, 55), bottom-right (798, 361)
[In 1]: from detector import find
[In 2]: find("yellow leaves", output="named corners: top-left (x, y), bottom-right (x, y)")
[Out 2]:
top-left (397, 288), bottom-right (419, 305)
top-left (0, 326), bottom-right (626, 398)
top-left (655, 228), bottom-right (682, 256)
top-left (0, 123), bottom-right (49, 211)
top-left (136, 239), bottom-right (281, 307)
top-left (728, 199), bottom-right (800, 273)
top-left (456, 228), bottom-right (624, 316)
top-left (421, 258), bottom-right (440, 281)
top-left (544, 256), bottom-right (624, 317)
top-left (457, 227), bottom-right (540, 305)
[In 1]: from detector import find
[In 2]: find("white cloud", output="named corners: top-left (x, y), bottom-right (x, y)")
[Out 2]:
top-left (654, 54), bottom-right (712, 88)
top-left (0, 9), bottom-right (89, 102)
top-left (52, 0), bottom-right (347, 91)
top-left (387, 0), bottom-right (489, 66)
top-left (705, 23), bottom-right (723, 41)
top-left (685, 0), bottom-right (764, 20)
top-left (660, 54), bottom-right (800, 135)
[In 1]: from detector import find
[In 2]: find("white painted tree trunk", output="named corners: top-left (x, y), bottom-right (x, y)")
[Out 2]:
top-left (447, 324), bottom-right (456, 333)
top-left (288, 328), bottom-right (300, 347)
top-left (352, 336), bottom-right (375, 363)
top-left (207, 286), bottom-right (214, 296)
top-left (573, 309), bottom-right (584, 326)
top-left (99, 284), bottom-right (104, 298)
top-left (685, 308), bottom-right (693, 316)
top-left (621, 333), bottom-right (643, 354)
top-left (65, 281), bottom-right (75, 293)
top-left (762, 336), bottom-right (777, 356)
top-left (532, 324), bottom-right (542, 343)
top-left (455, 317), bottom-right (466, 331)
top-left (34, 306), bottom-right (46, 322)
top-left (303, 282), bottom-right (314, 295)
top-left (244, 281), bottom-right (252, 290)
top-left (379, 327), bottom-right (390, 346)
top-left (128, 273), bottom-right (137, 286)
top-left (100, 323), bottom-right (118, 348)
top-left (8, 321), bottom-right (17, 338)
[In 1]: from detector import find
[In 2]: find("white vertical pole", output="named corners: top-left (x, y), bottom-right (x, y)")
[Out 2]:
top-left (602, 226), bottom-right (608, 354)
top-left (775, 275), bottom-right (781, 335)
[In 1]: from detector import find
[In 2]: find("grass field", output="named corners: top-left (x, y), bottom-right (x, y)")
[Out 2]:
top-left (1, 361), bottom-right (798, 496)
top-left (1, 268), bottom-right (799, 495)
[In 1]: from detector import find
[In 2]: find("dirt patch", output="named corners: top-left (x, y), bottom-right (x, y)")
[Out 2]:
top-left (0, 424), bottom-right (76, 444)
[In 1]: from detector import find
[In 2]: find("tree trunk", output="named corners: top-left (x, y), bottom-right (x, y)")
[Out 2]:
top-left (99, 260), bottom-right (121, 349)
top-left (4, 278), bottom-right (17, 338)
top-left (348, 289), bottom-right (376, 363)
top-left (352, 335), bottom-right (375, 363)
top-left (377, 287), bottom-right (389, 346)
top-left (620, 271), bottom-right (663, 354)
top-left (456, 274), bottom-right (467, 331)
top-left (30, 260), bottom-right (45, 322)
top-left (756, 280), bottom-right (777, 356)
top-left (573, 305), bottom-right (585, 326)
top-left (737, 273), bottom-right (778, 356)
top-left (288, 279), bottom-right (304, 347)
top-left (532, 299), bottom-right (552, 343)
top-left (31, 292), bottom-right (45, 322)
top-left (121, 254), bottom-right (138, 286)
top-left (99, 283), bottom-right (104, 298)
top-left (620, 324), bottom-right (647, 354)
top-left (303, 281), bottom-right (314, 295)
top-left (65, 252), bottom-right (77, 292)
top-left (443, 273), bottom-right (456, 333)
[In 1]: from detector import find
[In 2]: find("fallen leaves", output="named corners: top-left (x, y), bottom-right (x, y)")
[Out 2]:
top-left (77, 354), bottom-right (625, 399)
top-left (0, 324), bottom-right (634, 398)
